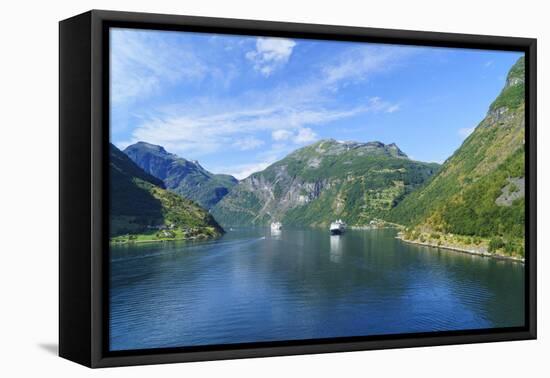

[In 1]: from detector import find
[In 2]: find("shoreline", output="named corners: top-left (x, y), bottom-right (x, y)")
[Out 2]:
top-left (110, 235), bottom-right (221, 245)
top-left (350, 225), bottom-right (401, 231)
top-left (111, 228), bottom-right (524, 264)
top-left (395, 235), bottom-right (524, 263)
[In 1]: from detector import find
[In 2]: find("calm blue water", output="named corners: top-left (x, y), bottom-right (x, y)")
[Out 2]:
top-left (109, 228), bottom-right (525, 351)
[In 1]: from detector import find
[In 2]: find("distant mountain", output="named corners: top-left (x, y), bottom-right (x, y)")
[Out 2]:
top-left (124, 142), bottom-right (237, 209)
top-left (109, 144), bottom-right (223, 238)
top-left (389, 57), bottom-right (525, 256)
top-left (211, 139), bottom-right (439, 227)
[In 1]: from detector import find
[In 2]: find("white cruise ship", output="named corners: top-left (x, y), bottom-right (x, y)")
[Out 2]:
top-left (329, 219), bottom-right (346, 235)
top-left (270, 222), bottom-right (282, 231)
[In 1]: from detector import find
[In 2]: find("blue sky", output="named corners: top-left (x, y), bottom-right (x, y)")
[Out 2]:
top-left (110, 28), bottom-right (523, 179)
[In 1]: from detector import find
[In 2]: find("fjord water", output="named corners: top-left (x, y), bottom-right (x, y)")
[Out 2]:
top-left (110, 228), bottom-right (524, 351)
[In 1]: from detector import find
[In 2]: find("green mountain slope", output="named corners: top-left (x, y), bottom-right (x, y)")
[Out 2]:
top-left (109, 144), bottom-right (223, 240)
top-left (211, 139), bottom-right (439, 227)
top-left (389, 57), bottom-right (525, 257)
top-left (124, 142), bottom-right (237, 209)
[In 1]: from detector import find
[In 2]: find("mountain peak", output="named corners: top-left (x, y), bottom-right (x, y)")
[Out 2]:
top-left (489, 56), bottom-right (525, 115)
top-left (123, 141), bottom-right (237, 209)
top-left (387, 142), bottom-right (407, 158)
top-left (126, 141), bottom-right (170, 156)
top-left (505, 56), bottom-right (525, 89)
top-left (109, 143), bottom-right (165, 188)
top-left (309, 139), bottom-right (407, 158)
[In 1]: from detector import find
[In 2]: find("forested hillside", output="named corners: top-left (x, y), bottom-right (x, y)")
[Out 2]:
top-left (389, 57), bottom-right (526, 257)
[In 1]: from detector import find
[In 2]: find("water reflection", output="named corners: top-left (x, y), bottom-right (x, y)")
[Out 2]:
top-left (330, 235), bottom-right (343, 263)
top-left (270, 228), bottom-right (282, 238)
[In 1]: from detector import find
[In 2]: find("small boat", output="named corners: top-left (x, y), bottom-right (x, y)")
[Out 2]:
top-left (270, 222), bottom-right (282, 231)
top-left (330, 219), bottom-right (346, 235)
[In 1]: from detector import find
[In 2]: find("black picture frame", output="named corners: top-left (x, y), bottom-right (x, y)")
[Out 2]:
top-left (59, 9), bottom-right (537, 368)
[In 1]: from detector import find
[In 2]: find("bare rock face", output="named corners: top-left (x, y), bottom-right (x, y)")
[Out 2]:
top-left (495, 177), bottom-right (525, 207)
top-left (488, 106), bottom-right (510, 122)
top-left (506, 76), bottom-right (524, 87)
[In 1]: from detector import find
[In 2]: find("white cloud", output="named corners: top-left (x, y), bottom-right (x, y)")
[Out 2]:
top-left (386, 104), bottom-right (400, 113)
top-left (221, 141), bottom-right (297, 179)
top-left (127, 105), bottom-right (360, 157)
top-left (272, 129), bottom-right (293, 141)
top-left (111, 29), bottom-right (207, 104)
top-left (222, 161), bottom-right (274, 180)
top-left (272, 128), bottom-right (317, 144)
top-left (115, 39), bottom-right (405, 144)
top-left (321, 45), bottom-right (415, 86)
top-left (246, 37), bottom-right (296, 76)
top-left (123, 94), bottom-right (398, 159)
top-left (294, 128), bottom-right (318, 144)
top-left (232, 136), bottom-right (265, 150)
top-left (114, 41), bottom-right (408, 174)
top-left (458, 127), bottom-right (475, 138)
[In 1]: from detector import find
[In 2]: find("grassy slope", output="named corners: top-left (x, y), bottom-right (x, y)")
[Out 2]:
top-left (388, 57), bottom-right (525, 257)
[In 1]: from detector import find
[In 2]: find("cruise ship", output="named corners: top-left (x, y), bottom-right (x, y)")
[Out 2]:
top-left (270, 222), bottom-right (282, 231)
top-left (330, 219), bottom-right (346, 235)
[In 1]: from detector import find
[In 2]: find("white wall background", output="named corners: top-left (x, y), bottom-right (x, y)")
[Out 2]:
top-left (0, 0), bottom-right (546, 376)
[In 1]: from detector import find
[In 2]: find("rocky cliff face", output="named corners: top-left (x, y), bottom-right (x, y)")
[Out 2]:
top-left (124, 142), bottom-right (237, 209)
top-left (211, 139), bottom-right (439, 227)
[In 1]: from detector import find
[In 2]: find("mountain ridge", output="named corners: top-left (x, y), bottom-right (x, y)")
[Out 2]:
top-left (211, 139), bottom-right (439, 227)
top-left (124, 141), bottom-right (238, 209)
